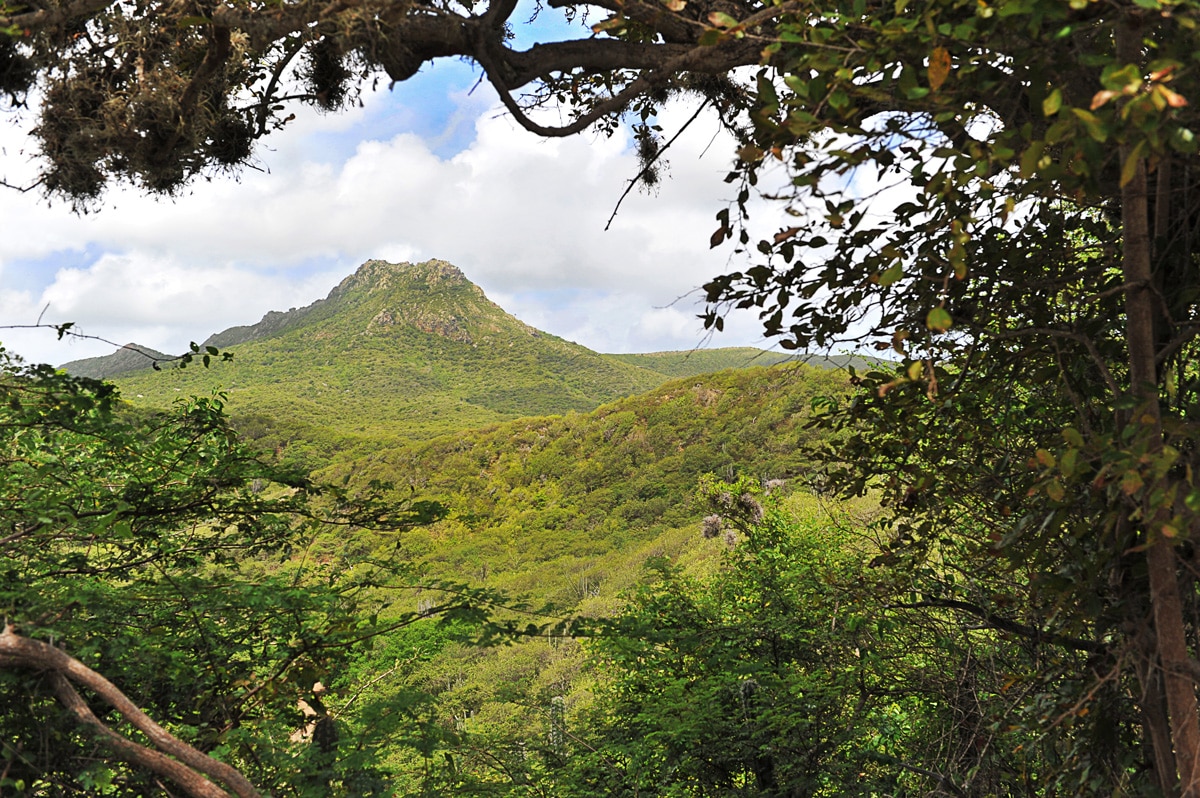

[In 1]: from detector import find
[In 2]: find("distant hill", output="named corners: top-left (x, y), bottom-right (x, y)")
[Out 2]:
top-left (94, 260), bottom-right (671, 448)
top-left (59, 343), bottom-right (173, 379)
top-left (606, 348), bottom-right (791, 377)
top-left (610, 350), bottom-right (889, 378)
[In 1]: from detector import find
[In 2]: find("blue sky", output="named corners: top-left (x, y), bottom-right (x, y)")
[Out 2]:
top-left (0, 16), bottom-right (790, 367)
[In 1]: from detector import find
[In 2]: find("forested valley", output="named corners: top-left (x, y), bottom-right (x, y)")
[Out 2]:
top-left (0, 260), bottom-right (1154, 796)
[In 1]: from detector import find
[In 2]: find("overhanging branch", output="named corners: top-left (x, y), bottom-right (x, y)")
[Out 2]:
top-left (0, 624), bottom-right (262, 798)
top-left (887, 600), bottom-right (1106, 654)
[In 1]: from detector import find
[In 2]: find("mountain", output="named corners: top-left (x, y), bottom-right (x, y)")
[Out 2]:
top-left (101, 260), bottom-right (672, 448)
top-left (58, 343), bottom-right (173, 379)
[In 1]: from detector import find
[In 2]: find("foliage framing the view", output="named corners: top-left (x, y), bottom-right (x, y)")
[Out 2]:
top-left (689, 1), bottom-right (1200, 796)
top-left (0, 348), bottom-right (464, 796)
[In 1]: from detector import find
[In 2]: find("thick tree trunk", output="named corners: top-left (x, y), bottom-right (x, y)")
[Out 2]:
top-left (1119, 19), bottom-right (1200, 794)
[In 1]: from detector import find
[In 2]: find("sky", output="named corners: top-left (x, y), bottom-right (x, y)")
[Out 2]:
top-left (0, 13), bottom-right (795, 368)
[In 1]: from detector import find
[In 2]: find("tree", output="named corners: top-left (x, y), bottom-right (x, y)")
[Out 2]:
top-left (559, 479), bottom-right (871, 798)
top-left (0, 0), bottom-right (762, 203)
top-left (689, 4), bottom-right (1200, 795)
top-left (0, 347), bottom-right (447, 795)
top-left (557, 479), bottom-right (1104, 798)
top-left (8, 0), bottom-right (1200, 793)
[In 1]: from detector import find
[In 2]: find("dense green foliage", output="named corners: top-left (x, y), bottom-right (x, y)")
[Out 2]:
top-left (679, 0), bottom-right (1200, 792)
top-left (373, 476), bottom-right (1133, 797)
top-left (556, 479), bottom-right (1142, 798)
top-left (567, 479), bottom-right (870, 798)
top-left (17, 0), bottom-right (1200, 785)
top-left (0, 347), bottom-right (477, 796)
top-left (9, 278), bottom-right (1177, 797)
top-left (327, 361), bottom-right (845, 602)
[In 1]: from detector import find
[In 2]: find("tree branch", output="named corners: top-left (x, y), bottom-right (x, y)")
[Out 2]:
top-left (887, 600), bottom-right (1106, 654)
top-left (866, 751), bottom-right (968, 798)
top-left (0, 0), bottom-right (112, 31)
top-left (0, 624), bottom-right (262, 798)
top-left (605, 98), bottom-right (710, 230)
top-left (47, 672), bottom-right (233, 798)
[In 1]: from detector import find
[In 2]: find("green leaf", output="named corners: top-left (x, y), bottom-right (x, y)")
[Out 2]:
top-left (1042, 88), bottom-right (1063, 117)
top-left (1045, 478), bottom-right (1065, 502)
top-left (1062, 427), bottom-right (1084, 448)
top-left (1019, 141), bottom-right (1046, 177)
top-left (1121, 470), bottom-right (1145, 496)
top-left (926, 307), bottom-right (953, 332)
top-left (1071, 107), bottom-right (1107, 142)
top-left (1185, 489), bottom-right (1200, 513)
top-left (878, 262), bottom-right (904, 286)
top-left (1121, 140), bottom-right (1147, 187)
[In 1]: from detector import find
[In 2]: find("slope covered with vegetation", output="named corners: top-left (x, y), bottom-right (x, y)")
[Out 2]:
top-left (8, 269), bottom-right (1140, 796)
top-left (297, 362), bottom-right (862, 794)
top-left (605, 348), bottom-right (791, 377)
top-left (100, 260), bottom-right (672, 449)
top-left (323, 360), bottom-right (847, 602)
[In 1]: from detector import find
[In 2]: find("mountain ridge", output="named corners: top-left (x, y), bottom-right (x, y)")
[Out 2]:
top-left (92, 260), bottom-right (674, 448)
top-left (60, 260), bottom-right (827, 385)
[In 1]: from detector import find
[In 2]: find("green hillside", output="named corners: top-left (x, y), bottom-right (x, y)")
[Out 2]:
top-left (321, 360), bottom-right (848, 603)
top-left (103, 260), bottom-right (669, 447)
top-left (39, 260), bottom-right (881, 793)
top-left (608, 350), bottom-right (885, 378)
top-left (304, 360), bottom-right (857, 792)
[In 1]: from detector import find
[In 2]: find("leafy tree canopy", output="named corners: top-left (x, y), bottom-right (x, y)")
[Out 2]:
top-left (0, 347), bottom-right (457, 796)
top-left (0, 0), bottom-right (761, 202)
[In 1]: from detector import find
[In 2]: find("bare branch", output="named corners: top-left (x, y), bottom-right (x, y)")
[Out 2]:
top-left (886, 600), bottom-right (1106, 654)
top-left (605, 98), bottom-right (710, 230)
top-left (987, 326), bottom-right (1120, 396)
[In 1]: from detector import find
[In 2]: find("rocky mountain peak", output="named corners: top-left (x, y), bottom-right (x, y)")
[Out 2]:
top-left (335, 259), bottom-right (470, 297)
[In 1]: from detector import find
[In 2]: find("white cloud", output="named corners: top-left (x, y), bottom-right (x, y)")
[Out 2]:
top-left (3, 256), bottom-right (346, 364)
top-left (1, 88), bottom-right (792, 366)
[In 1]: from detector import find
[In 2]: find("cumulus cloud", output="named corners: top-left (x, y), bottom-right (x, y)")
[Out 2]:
top-left (5, 256), bottom-right (346, 364)
top-left (1, 79), bottom-right (791, 365)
